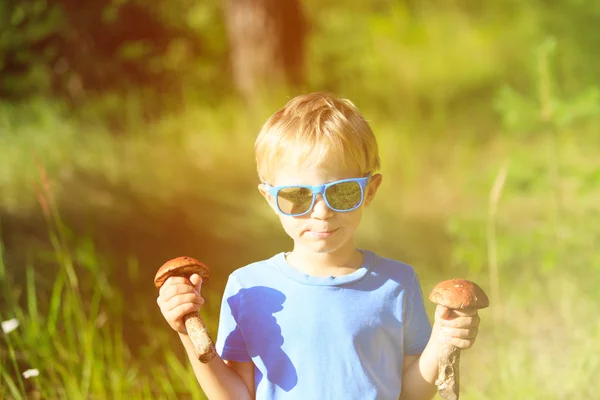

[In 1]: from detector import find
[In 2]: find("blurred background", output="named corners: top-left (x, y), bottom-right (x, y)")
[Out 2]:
top-left (1, 0), bottom-right (599, 398)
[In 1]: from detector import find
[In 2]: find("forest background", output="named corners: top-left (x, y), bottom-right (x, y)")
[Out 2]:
top-left (1, 0), bottom-right (599, 398)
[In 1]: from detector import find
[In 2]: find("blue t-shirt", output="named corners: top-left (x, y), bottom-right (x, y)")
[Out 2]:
top-left (215, 250), bottom-right (432, 400)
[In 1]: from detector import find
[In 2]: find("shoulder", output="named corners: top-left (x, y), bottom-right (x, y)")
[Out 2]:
top-left (367, 250), bottom-right (419, 283)
top-left (225, 252), bottom-right (283, 288)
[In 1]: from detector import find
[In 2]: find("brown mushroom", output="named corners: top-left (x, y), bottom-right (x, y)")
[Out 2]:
top-left (155, 256), bottom-right (217, 363)
top-left (429, 279), bottom-right (489, 400)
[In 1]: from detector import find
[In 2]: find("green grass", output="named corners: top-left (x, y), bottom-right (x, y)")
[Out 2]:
top-left (0, 206), bottom-right (207, 399)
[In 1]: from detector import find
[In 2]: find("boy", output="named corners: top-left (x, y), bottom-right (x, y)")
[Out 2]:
top-left (157, 92), bottom-right (481, 399)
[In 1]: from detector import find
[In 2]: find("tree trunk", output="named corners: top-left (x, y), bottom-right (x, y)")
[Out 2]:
top-left (224, 0), bottom-right (306, 101)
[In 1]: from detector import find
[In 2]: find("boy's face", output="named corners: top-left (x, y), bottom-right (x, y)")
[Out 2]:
top-left (258, 159), bottom-right (382, 256)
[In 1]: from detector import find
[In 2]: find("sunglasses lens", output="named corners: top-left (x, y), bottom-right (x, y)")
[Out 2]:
top-left (277, 187), bottom-right (314, 215)
top-left (325, 181), bottom-right (363, 210)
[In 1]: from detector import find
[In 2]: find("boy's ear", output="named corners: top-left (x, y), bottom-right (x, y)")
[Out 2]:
top-left (257, 183), bottom-right (280, 214)
top-left (364, 173), bottom-right (383, 207)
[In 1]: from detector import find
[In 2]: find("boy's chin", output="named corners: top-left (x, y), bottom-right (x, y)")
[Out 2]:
top-left (296, 238), bottom-right (349, 254)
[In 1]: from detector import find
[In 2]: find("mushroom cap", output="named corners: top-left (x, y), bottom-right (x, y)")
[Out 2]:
top-left (154, 256), bottom-right (210, 289)
top-left (429, 279), bottom-right (489, 309)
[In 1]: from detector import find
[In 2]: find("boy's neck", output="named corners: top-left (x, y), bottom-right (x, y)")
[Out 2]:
top-left (285, 245), bottom-right (364, 277)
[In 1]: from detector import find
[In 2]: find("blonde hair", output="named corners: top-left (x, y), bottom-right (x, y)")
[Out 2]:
top-left (255, 92), bottom-right (381, 183)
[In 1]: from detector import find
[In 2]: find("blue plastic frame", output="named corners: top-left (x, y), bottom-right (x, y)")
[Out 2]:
top-left (264, 174), bottom-right (370, 216)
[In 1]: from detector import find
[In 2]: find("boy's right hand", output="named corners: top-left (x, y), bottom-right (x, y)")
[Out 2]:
top-left (156, 273), bottom-right (205, 334)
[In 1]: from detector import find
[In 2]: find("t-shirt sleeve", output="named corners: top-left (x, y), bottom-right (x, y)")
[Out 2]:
top-left (403, 271), bottom-right (432, 355)
top-left (215, 274), bottom-right (252, 362)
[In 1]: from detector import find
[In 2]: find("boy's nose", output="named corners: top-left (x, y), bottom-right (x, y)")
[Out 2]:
top-left (310, 194), bottom-right (334, 219)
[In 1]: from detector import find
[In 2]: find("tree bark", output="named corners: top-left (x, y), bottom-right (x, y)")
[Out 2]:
top-left (223, 0), bottom-right (306, 100)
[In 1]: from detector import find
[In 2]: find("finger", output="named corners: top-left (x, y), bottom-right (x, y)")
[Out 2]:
top-left (162, 293), bottom-right (204, 313)
top-left (165, 302), bottom-right (201, 323)
top-left (437, 307), bottom-right (478, 321)
top-left (161, 285), bottom-right (197, 304)
top-left (447, 337), bottom-right (477, 349)
top-left (160, 282), bottom-right (198, 303)
top-left (443, 327), bottom-right (478, 340)
top-left (440, 314), bottom-right (480, 329)
top-left (436, 305), bottom-right (451, 320)
top-left (189, 274), bottom-right (203, 294)
top-left (159, 276), bottom-right (193, 296)
top-left (451, 308), bottom-right (479, 317)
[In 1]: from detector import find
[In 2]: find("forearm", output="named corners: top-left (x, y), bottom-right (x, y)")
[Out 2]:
top-left (178, 333), bottom-right (252, 400)
top-left (400, 331), bottom-right (442, 400)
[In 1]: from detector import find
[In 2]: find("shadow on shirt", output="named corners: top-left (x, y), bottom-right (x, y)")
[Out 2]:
top-left (224, 286), bottom-right (298, 391)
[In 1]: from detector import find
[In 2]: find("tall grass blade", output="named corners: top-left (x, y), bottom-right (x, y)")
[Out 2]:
top-left (487, 160), bottom-right (509, 323)
top-left (0, 369), bottom-right (24, 400)
top-left (2, 334), bottom-right (26, 395)
top-left (25, 263), bottom-right (38, 334)
top-left (80, 288), bottom-right (103, 398)
top-left (46, 270), bottom-right (65, 337)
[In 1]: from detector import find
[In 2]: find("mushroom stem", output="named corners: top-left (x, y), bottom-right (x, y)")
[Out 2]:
top-left (436, 342), bottom-right (460, 400)
top-left (184, 312), bottom-right (217, 363)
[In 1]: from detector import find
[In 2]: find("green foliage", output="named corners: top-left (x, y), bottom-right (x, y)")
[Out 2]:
top-left (0, 0), bottom-right (65, 97)
top-left (495, 37), bottom-right (600, 134)
top-left (0, 0), bottom-right (228, 104)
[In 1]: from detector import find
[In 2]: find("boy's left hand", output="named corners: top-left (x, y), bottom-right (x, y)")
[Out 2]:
top-left (433, 305), bottom-right (481, 349)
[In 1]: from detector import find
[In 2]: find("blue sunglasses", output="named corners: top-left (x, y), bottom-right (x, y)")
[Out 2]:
top-left (264, 174), bottom-right (371, 217)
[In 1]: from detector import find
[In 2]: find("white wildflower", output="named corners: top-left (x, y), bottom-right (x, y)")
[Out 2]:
top-left (22, 369), bottom-right (39, 379)
top-left (1, 318), bottom-right (19, 334)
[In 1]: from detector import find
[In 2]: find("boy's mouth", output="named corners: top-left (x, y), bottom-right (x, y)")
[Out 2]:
top-left (306, 228), bottom-right (339, 238)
